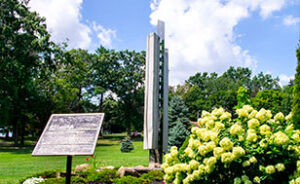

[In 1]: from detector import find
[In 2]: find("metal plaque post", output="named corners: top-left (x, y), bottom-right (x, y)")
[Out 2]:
top-left (66, 156), bottom-right (72, 184)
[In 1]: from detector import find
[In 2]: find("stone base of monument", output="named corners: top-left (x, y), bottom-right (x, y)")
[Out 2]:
top-left (117, 166), bottom-right (162, 177)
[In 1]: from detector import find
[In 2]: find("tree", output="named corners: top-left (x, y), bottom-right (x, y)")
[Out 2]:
top-left (112, 50), bottom-right (145, 136)
top-left (177, 67), bottom-right (282, 120)
top-left (183, 85), bottom-right (211, 120)
top-left (292, 45), bottom-right (300, 128)
top-left (281, 83), bottom-right (294, 115)
top-left (168, 96), bottom-right (190, 149)
top-left (0, 0), bottom-right (57, 145)
top-left (252, 89), bottom-right (289, 115)
top-left (91, 46), bottom-right (118, 111)
top-left (52, 49), bottom-right (94, 113)
top-left (92, 48), bottom-right (145, 136)
top-left (222, 66), bottom-right (252, 90)
top-left (251, 72), bottom-right (280, 97)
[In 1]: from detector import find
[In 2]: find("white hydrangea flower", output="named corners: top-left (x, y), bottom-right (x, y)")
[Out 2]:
top-left (274, 112), bottom-right (285, 122)
top-left (23, 177), bottom-right (45, 184)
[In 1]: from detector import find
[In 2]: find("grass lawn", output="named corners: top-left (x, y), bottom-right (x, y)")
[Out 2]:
top-left (0, 134), bottom-right (148, 184)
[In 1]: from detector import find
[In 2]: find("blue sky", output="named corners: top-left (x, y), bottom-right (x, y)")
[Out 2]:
top-left (29, 0), bottom-right (299, 85)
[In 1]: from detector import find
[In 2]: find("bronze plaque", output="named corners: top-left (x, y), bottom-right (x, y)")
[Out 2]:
top-left (32, 113), bottom-right (104, 156)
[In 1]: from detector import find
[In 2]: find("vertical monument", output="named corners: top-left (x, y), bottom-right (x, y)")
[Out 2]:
top-left (144, 20), bottom-right (168, 165)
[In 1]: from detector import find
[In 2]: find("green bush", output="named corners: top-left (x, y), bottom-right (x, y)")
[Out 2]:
top-left (139, 169), bottom-right (164, 181)
top-left (112, 175), bottom-right (146, 184)
top-left (161, 106), bottom-right (300, 184)
top-left (86, 168), bottom-right (118, 183)
top-left (252, 89), bottom-right (289, 115)
top-left (120, 137), bottom-right (134, 152)
top-left (235, 86), bottom-right (251, 109)
top-left (70, 176), bottom-right (88, 183)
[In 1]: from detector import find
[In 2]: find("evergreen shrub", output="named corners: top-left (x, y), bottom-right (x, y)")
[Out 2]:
top-left (168, 96), bottom-right (190, 149)
top-left (120, 137), bottom-right (134, 152)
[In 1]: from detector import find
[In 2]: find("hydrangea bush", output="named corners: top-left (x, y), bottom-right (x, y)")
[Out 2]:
top-left (161, 105), bottom-right (300, 184)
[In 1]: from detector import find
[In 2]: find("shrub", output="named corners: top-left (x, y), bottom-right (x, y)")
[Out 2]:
top-left (120, 137), bottom-right (134, 152)
top-left (70, 176), bottom-right (88, 183)
top-left (139, 169), bottom-right (164, 181)
top-left (161, 106), bottom-right (300, 184)
top-left (235, 86), bottom-right (251, 109)
top-left (252, 89), bottom-right (289, 115)
top-left (86, 168), bottom-right (118, 183)
top-left (38, 178), bottom-right (65, 184)
top-left (112, 175), bottom-right (147, 184)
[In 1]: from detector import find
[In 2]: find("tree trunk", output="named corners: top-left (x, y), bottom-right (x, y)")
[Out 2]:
top-left (99, 93), bottom-right (104, 112)
top-left (13, 121), bottom-right (18, 145)
top-left (127, 124), bottom-right (131, 137)
top-left (20, 122), bottom-right (24, 146)
top-left (77, 86), bottom-right (82, 112)
top-left (5, 129), bottom-right (9, 139)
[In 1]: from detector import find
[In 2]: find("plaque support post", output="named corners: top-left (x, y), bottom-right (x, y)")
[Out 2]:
top-left (66, 155), bottom-right (72, 184)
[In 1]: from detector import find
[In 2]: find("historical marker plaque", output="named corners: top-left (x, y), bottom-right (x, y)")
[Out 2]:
top-left (32, 113), bottom-right (104, 156)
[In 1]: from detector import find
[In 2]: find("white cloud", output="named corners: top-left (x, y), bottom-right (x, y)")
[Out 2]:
top-left (28, 0), bottom-right (116, 49)
top-left (283, 15), bottom-right (300, 26)
top-left (92, 22), bottom-right (116, 48)
top-left (150, 0), bottom-right (286, 85)
top-left (279, 74), bottom-right (294, 86)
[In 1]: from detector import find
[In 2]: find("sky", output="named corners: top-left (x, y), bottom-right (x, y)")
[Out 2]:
top-left (28, 0), bottom-right (300, 86)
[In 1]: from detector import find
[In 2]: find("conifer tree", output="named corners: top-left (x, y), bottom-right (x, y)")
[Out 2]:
top-left (292, 45), bottom-right (300, 129)
top-left (168, 96), bottom-right (190, 148)
top-left (120, 137), bottom-right (134, 152)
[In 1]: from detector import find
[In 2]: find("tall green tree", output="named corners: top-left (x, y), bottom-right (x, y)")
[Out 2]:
top-left (91, 47), bottom-right (118, 111)
top-left (0, 0), bottom-right (57, 145)
top-left (92, 48), bottom-right (145, 135)
top-left (251, 72), bottom-right (280, 96)
top-left (112, 50), bottom-right (145, 136)
top-left (52, 49), bottom-right (94, 113)
top-left (292, 45), bottom-right (300, 128)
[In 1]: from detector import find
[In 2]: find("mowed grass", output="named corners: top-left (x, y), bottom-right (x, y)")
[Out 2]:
top-left (0, 134), bottom-right (148, 184)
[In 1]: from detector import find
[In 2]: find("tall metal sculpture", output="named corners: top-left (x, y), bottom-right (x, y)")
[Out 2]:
top-left (144, 20), bottom-right (168, 165)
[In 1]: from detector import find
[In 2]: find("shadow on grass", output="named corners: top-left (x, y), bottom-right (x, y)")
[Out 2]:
top-left (96, 143), bottom-right (114, 147)
top-left (100, 135), bottom-right (143, 142)
top-left (0, 147), bottom-right (33, 154)
top-left (131, 137), bottom-right (143, 142)
top-left (100, 135), bottom-right (126, 141)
